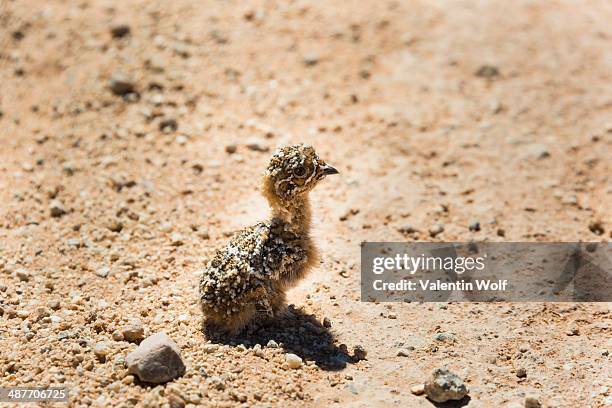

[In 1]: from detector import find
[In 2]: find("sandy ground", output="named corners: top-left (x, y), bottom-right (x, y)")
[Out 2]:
top-left (0, 0), bottom-right (611, 407)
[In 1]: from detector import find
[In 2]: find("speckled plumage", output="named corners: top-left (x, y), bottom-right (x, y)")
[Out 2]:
top-left (199, 144), bottom-right (338, 334)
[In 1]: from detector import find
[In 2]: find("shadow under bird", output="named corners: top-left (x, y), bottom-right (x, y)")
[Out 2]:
top-left (199, 144), bottom-right (339, 334)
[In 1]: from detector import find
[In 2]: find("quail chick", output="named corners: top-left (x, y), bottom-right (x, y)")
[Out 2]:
top-left (199, 144), bottom-right (338, 334)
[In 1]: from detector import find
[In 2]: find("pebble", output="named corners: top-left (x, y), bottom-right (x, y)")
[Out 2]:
top-left (16, 268), bottom-right (31, 282)
top-left (433, 332), bottom-right (456, 343)
top-left (202, 344), bottom-right (219, 353)
top-left (254, 348), bottom-right (265, 358)
top-left (352, 345), bottom-right (367, 361)
top-left (475, 65), bottom-right (500, 78)
top-left (561, 195), bottom-right (578, 205)
top-left (170, 233), bottom-right (184, 246)
top-left (285, 353), bottom-right (302, 369)
top-left (95, 267), bottom-right (110, 278)
top-left (518, 344), bottom-right (530, 353)
top-left (49, 200), bottom-right (67, 217)
top-left (397, 225), bottom-right (417, 234)
top-left (526, 143), bottom-right (550, 160)
top-left (410, 384), bottom-right (425, 395)
top-left (35, 307), bottom-right (50, 320)
top-left (122, 319), bottom-right (145, 343)
top-left (225, 144), bottom-right (237, 154)
top-left (303, 54), bottom-right (319, 66)
top-left (110, 23), bottom-right (130, 38)
top-left (109, 73), bottom-right (136, 96)
top-left (17, 309), bottom-right (30, 319)
top-left (168, 393), bottom-right (186, 408)
top-left (397, 349), bottom-right (411, 357)
top-left (322, 317), bottom-right (332, 328)
top-left (245, 138), bottom-right (269, 152)
top-left (588, 221), bottom-right (604, 236)
top-left (126, 332), bottom-right (186, 383)
top-left (122, 375), bottom-right (134, 385)
top-left (93, 343), bottom-right (109, 361)
top-left (468, 221), bottom-right (481, 232)
top-left (516, 367), bottom-right (527, 378)
top-left (429, 222), bottom-right (444, 238)
top-left (424, 368), bottom-right (469, 403)
top-left (524, 395), bottom-right (542, 408)
top-left (160, 118), bottom-right (178, 133)
top-left (106, 220), bottom-right (123, 233)
top-left (266, 340), bottom-right (279, 348)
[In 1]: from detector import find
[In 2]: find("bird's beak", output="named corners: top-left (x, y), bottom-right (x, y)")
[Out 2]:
top-left (320, 164), bottom-right (339, 176)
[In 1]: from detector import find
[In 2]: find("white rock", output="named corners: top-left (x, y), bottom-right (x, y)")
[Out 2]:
top-left (285, 353), bottom-right (302, 369)
top-left (126, 332), bottom-right (185, 383)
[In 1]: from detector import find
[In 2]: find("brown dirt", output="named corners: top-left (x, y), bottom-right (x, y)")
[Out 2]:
top-left (0, 0), bottom-right (610, 407)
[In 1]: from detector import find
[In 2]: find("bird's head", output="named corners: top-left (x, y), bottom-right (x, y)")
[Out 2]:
top-left (262, 144), bottom-right (338, 206)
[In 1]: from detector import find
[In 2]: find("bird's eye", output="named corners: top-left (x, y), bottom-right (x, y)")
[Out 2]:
top-left (293, 166), bottom-right (307, 178)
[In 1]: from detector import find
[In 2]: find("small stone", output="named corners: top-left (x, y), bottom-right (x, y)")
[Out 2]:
top-left (285, 353), bottom-right (302, 369)
top-left (410, 384), bottom-right (425, 396)
top-left (106, 220), bottom-right (123, 233)
top-left (433, 332), bottom-right (456, 343)
top-left (397, 349), bottom-right (411, 357)
top-left (525, 143), bottom-right (550, 160)
top-left (122, 319), bottom-right (145, 343)
top-left (160, 118), bottom-right (178, 133)
top-left (49, 200), bottom-right (67, 217)
top-left (566, 326), bottom-right (579, 336)
top-left (588, 221), bottom-right (604, 236)
top-left (266, 340), bottom-right (278, 348)
top-left (110, 23), bottom-right (131, 38)
top-left (388, 312), bottom-right (397, 319)
top-left (254, 347), bottom-right (265, 358)
top-left (525, 395), bottom-right (541, 408)
top-left (35, 307), bottom-right (50, 321)
top-left (303, 53), bottom-right (319, 66)
top-left (95, 267), bottom-right (110, 278)
top-left (16, 268), bottom-right (31, 282)
top-left (468, 221), bottom-right (481, 232)
top-left (397, 225), bottom-right (417, 234)
top-left (206, 376), bottom-right (226, 390)
top-left (225, 144), bottom-right (237, 154)
top-left (109, 73), bottom-right (136, 96)
top-left (66, 238), bottom-right (81, 247)
top-left (475, 65), bottom-right (500, 78)
top-left (516, 367), bottom-right (527, 378)
top-left (429, 222), bottom-right (444, 238)
top-left (518, 344), bottom-right (530, 353)
top-left (126, 332), bottom-right (186, 383)
top-left (17, 309), bottom-right (30, 319)
top-left (93, 343), bottom-right (109, 361)
top-left (561, 195), bottom-right (578, 205)
top-left (424, 368), bottom-right (469, 403)
top-left (170, 233), bottom-right (184, 246)
top-left (245, 138), bottom-right (269, 152)
top-left (112, 331), bottom-right (124, 341)
top-left (352, 345), bottom-right (367, 361)
top-left (168, 394), bottom-right (186, 408)
top-left (322, 317), bottom-right (332, 328)
top-left (202, 344), bottom-right (219, 353)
